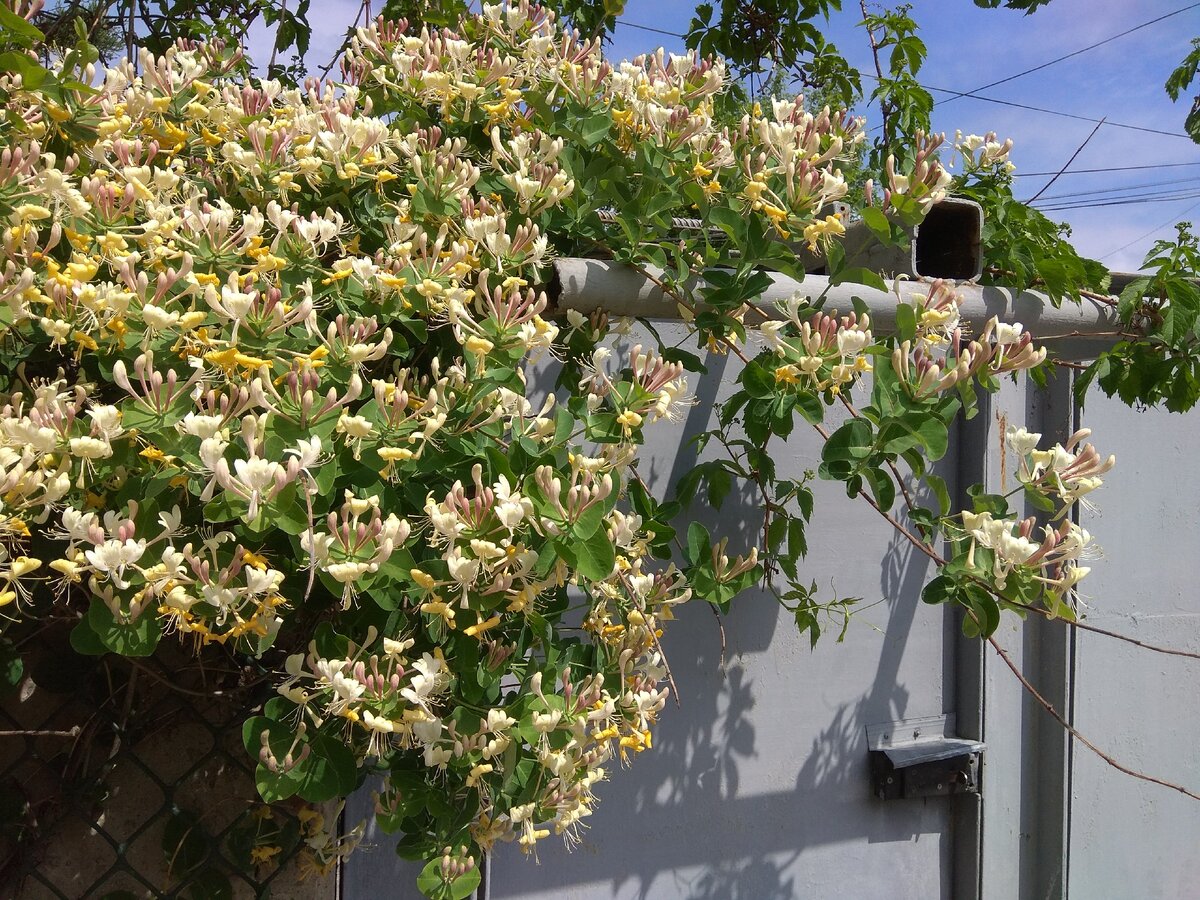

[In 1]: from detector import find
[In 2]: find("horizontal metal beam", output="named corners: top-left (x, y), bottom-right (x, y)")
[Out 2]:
top-left (551, 258), bottom-right (1126, 354)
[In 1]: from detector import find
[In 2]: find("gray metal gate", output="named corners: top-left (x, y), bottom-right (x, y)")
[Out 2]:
top-left (341, 321), bottom-right (1200, 900)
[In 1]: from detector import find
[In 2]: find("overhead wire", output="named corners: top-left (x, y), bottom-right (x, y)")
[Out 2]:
top-left (1014, 162), bottom-right (1200, 177)
top-left (1035, 190), bottom-right (1200, 212)
top-left (938, 3), bottom-right (1200, 106)
top-left (614, 23), bottom-right (1198, 142)
top-left (618, 18), bottom-right (1193, 138)
top-left (1100, 197), bottom-right (1200, 261)
top-left (1027, 174), bottom-right (1200, 203)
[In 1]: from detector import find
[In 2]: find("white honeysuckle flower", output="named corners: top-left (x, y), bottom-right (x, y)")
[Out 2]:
top-left (1007, 426), bottom-right (1042, 457)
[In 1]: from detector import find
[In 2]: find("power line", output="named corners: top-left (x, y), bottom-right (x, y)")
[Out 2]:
top-left (1014, 162), bottom-right (1200, 177)
top-left (1100, 197), bottom-right (1200, 261)
top-left (918, 81), bottom-right (1193, 140)
top-left (1035, 190), bottom-right (1200, 211)
top-left (858, 73), bottom-right (1193, 139)
top-left (1027, 118), bottom-right (1105, 202)
top-left (1029, 174), bottom-right (1200, 203)
top-left (939, 3), bottom-right (1200, 107)
top-left (617, 19), bottom-right (685, 39)
top-left (1037, 187), bottom-right (1200, 208)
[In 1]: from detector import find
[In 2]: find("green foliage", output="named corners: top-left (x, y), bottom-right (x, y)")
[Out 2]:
top-left (1078, 223), bottom-right (1200, 411)
top-left (1166, 36), bottom-right (1200, 144)
top-left (859, 4), bottom-right (934, 170)
top-left (0, 2), bottom-right (1176, 895)
top-left (686, 0), bottom-right (842, 87)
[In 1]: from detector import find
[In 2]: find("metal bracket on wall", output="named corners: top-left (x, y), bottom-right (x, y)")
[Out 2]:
top-left (867, 714), bottom-right (985, 801)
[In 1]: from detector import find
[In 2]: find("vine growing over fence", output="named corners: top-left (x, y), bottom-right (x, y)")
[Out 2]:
top-left (0, 2), bottom-right (1196, 897)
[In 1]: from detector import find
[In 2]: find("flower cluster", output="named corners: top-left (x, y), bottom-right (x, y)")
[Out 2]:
top-left (890, 281), bottom-right (1047, 398)
top-left (0, 0), bottom-right (832, 882)
top-left (954, 130), bottom-right (1016, 175)
top-left (759, 298), bottom-right (874, 394)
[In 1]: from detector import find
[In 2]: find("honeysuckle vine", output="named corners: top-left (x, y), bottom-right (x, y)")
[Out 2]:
top-left (2, 1), bottom-right (1194, 896)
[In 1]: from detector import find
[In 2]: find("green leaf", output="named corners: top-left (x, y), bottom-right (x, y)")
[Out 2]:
top-left (0, 639), bottom-right (22, 693)
top-left (69, 615), bottom-right (108, 656)
top-left (0, 51), bottom-right (49, 88)
top-left (686, 521), bottom-right (710, 566)
top-left (924, 473), bottom-right (951, 515)
top-left (740, 359), bottom-right (777, 399)
top-left (571, 501), bottom-right (606, 539)
top-left (830, 267), bottom-right (889, 292)
top-left (921, 574), bottom-right (955, 605)
top-left (578, 112), bottom-right (612, 146)
top-left (895, 301), bottom-right (917, 342)
top-left (244, 718), bottom-right (358, 804)
top-left (863, 466), bottom-right (896, 512)
top-left (860, 206), bottom-right (892, 244)
top-left (87, 599), bottom-right (161, 657)
top-left (417, 856), bottom-right (482, 900)
top-left (0, 6), bottom-right (44, 43)
top-left (573, 529), bottom-right (616, 581)
top-left (821, 418), bottom-right (874, 464)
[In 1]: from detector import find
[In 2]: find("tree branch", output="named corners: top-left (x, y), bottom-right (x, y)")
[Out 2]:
top-left (987, 633), bottom-right (1200, 802)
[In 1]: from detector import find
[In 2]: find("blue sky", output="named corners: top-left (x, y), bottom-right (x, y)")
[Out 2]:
top-left (249, 0), bottom-right (1200, 272)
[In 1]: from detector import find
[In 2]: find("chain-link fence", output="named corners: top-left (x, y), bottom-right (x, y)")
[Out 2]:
top-left (0, 618), bottom-right (333, 899)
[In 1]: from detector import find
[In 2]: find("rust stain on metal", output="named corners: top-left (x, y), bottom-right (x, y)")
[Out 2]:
top-left (997, 411), bottom-right (1008, 491)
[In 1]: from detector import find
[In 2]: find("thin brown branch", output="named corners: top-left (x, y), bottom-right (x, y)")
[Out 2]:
top-left (1038, 330), bottom-right (1134, 341)
top-left (125, 0), bottom-right (134, 67)
top-left (986, 634), bottom-right (1200, 802)
top-left (125, 659), bottom-right (234, 698)
top-left (0, 727), bottom-right (81, 739)
top-left (626, 261), bottom-right (753, 365)
top-left (319, 0), bottom-right (370, 80)
top-left (266, 0), bottom-right (288, 73)
top-left (1002, 599), bottom-right (1200, 662)
top-left (1079, 288), bottom-right (1119, 308)
top-left (859, 0), bottom-right (889, 137)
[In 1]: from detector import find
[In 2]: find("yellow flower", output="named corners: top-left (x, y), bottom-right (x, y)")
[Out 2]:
top-left (250, 845), bottom-right (282, 865)
top-left (803, 214), bottom-right (847, 251)
top-left (14, 204), bottom-right (51, 222)
top-left (139, 445), bottom-right (177, 465)
top-left (616, 409), bottom-right (643, 432)
top-left (774, 364), bottom-right (801, 385)
top-left (205, 346), bottom-right (271, 376)
top-left (420, 600), bottom-right (456, 627)
top-left (242, 550), bottom-right (269, 570)
top-left (463, 614), bottom-right (501, 638)
top-left (465, 335), bottom-right (494, 356)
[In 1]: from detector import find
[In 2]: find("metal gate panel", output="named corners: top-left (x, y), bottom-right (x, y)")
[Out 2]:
top-left (1067, 388), bottom-right (1200, 899)
top-left (482, 322), bottom-right (957, 899)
